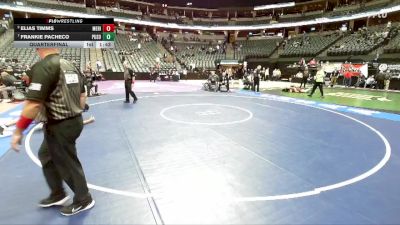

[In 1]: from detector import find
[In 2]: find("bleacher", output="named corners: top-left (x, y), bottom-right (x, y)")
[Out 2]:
top-left (0, 47), bottom-right (103, 73)
top-left (26, 0), bottom-right (87, 13)
top-left (60, 48), bottom-right (83, 68)
top-left (60, 48), bottom-right (102, 73)
top-left (103, 50), bottom-right (124, 72)
top-left (281, 32), bottom-right (341, 57)
top-left (327, 26), bottom-right (388, 56)
top-left (104, 33), bottom-right (176, 73)
top-left (97, 9), bottom-right (141, 19)
top-left (236, 38), bottom-right (282, 60)
top-left (172, 42), bottom-right (226, 69)
top-left (0, 33), bottom-right (39, 67)
top-left (384, 33), bottom-right (400, 53)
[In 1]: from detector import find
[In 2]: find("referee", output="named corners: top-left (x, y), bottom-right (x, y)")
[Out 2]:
top-left (123, 60), bottom-right (138, 103)
top-left (308, 65), bottom-right (325, 98)
top-left (10, 48), bottom-right (94, 216)
top-left (253, 69), bottom-right (260, 92)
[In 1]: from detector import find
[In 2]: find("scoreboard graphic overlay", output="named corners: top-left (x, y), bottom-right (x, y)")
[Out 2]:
top-left (14, 18), bottom-right (115, 48)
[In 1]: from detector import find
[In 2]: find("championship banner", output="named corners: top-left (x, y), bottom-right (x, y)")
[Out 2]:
top-left (341, 63), bottom-right (368, 78)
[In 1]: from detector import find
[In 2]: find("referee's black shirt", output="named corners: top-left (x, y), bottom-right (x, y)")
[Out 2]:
top-left (26, 54), bottom-right (85, 122)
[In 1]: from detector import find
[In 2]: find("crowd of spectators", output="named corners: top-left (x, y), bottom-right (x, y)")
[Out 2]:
top-left (0, 58), bottom-right (31, 101)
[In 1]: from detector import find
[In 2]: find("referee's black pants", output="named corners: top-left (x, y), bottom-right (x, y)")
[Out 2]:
top-left (125, 79), bottom-right (138, 102)
top-left (309, 82), bottom-right (324, 97)
top-left (253, 77), bottom-right (260, 92)
top-left (38, 115), bottom-right (91, 203)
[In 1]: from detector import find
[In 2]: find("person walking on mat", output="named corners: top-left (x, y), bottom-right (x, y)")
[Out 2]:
top-left (308, 65), bottom-right (325, 98)
top-left (123, 60), bottom-right (138, 103)
top-left (10, 48), bottom-right (95, 216)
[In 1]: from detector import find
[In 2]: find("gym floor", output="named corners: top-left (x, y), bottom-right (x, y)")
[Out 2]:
top-left (0, 81), bottom-right (399, 224)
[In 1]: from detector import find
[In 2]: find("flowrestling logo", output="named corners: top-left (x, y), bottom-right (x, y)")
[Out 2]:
top-left (368, 13), bottom-right (387, 19)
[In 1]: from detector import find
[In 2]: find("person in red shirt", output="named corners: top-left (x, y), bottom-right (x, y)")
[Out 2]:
top-left (344, 70), bottom-right (352, 87)
top-left (308, 58), bottom-right (317, 67)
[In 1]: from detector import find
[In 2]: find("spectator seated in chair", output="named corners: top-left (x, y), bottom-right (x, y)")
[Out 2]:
top-left (0, 71), bottom-right (18, 100)
top-left (84, 72), bottom-right (99, 97)
top-left (243, 73), bottom-right (253, 90)
top-left (364, 76), bottom-right (377, 88)
top-left (204, 71), bottom-right (219, 91)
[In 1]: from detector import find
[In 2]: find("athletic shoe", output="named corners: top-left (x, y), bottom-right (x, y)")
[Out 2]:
top-left (38, 194), bottom-right (70, 208)
top-left (60, 197), bottom-right (95, 216)
top-left (123, 100), bottom-right (129, 103)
